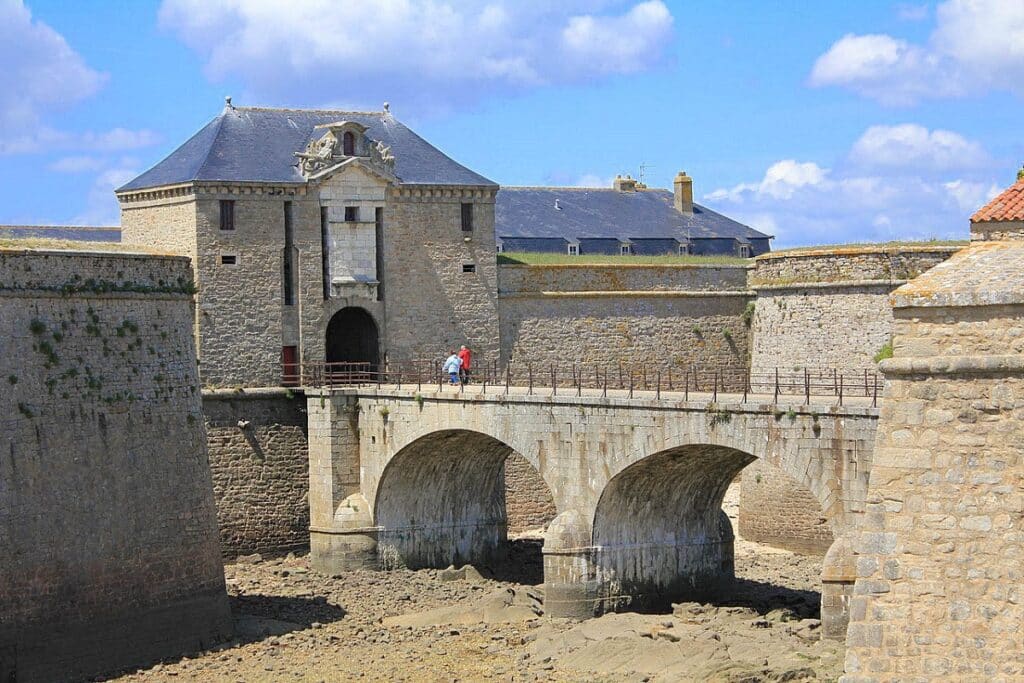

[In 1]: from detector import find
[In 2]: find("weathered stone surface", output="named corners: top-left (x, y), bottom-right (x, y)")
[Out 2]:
top-left (0, 249), bottom-right (231, 683)
top-left (842, 241), bottom-right (1024, 681)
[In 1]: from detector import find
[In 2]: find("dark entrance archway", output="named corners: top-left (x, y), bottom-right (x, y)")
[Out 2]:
top-left (326, 307), bottom-right (380, 370)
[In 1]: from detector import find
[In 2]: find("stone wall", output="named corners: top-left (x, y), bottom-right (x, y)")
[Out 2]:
top-left (749, 246), bottom-right (959, 375)
top-left (738, 459), bottom-right (833, 554)
top-left (842, 242), bottom-right (1024, 680)
top-left (498, 263), bottom-right (752, 373)
top-left (503, 453), bottom-right (557, 533)
top-left (384, 187), bottom-right (501, 365)
top-left (0, 248), bottom-right (231, 682)
top-left (971, 218), bottom-right (1024, 241)
top-left (203, 389), bottom-right (310, 557)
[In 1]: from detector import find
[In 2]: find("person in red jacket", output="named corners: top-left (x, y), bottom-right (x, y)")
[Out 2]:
top-left (458, 345), bottom-right (472, 385)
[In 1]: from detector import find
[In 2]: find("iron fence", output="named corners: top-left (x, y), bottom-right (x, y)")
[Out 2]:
top-left (288, 360), bottom-right (881, 406)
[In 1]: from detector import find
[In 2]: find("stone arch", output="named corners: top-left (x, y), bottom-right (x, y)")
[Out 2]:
top-left (738, 458), bottom-right (834, 554)
top-left (326, 306), bottom-right (379, 369)
top-left (590, 444), bottom-right (754, 611)
top-left (374, 429), bottom-right (551, 570)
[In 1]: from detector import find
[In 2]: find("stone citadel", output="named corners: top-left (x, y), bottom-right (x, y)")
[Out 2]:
top-left (3, 103), bottom-right (1024, 681)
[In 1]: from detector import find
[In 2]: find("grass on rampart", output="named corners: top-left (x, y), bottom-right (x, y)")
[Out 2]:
top-left (771, 239), bottom-right (968, 255)
top-left (0, 238), bottom-right (166, 255)
top-left (498, 252), bottom-right (751, 266)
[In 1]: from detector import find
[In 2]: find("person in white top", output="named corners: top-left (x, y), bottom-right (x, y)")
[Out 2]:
top-left (442, 351), bottom-right (462, 386)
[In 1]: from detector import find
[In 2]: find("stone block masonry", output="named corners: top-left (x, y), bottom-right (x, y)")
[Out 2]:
top-left (498, 263), bottom-right (752, 375)
top-left (842, 241), bottom-right (1024, 681)
top-left (203, 389), bottom-right (310, 556)
top-left (0, 248), bottom-right (231, 682)
top-left (739, 459), bottom-right (833, 555)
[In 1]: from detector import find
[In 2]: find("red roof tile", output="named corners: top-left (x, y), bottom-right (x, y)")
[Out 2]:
top-left (972, 180), bottom-right (1024, 222)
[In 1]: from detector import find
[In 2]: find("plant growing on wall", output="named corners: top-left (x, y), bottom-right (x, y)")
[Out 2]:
top-left (741, 302), bottom-right (755, 327)
top-left (873, 341), bottom-right (894, 363)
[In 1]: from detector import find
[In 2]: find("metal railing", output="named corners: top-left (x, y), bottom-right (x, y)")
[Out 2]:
top-left (287, 360), bottom-right (881, 406)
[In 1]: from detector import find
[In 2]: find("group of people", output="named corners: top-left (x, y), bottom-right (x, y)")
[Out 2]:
top-left (442, 345), bottom-right (472, 386)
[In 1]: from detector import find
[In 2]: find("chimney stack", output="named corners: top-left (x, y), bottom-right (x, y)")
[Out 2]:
top-left (613, 174), bottom-right (638, 192)
top-left (674, 171), bottom-right (693, 214)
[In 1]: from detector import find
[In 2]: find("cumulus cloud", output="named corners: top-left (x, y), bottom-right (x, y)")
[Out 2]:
top-left (158, 0), bottom-right (674, 111)
top-left (809, 0), bottom-right (1024, 105)
top-left (704, 125), bottom-right (1000, 247)
top-left (573, 173), bottom-right (616, 188)
top-left (848, 124), bottom-right (987, 170)
top-left (72, 160), bottom-right (141, 226)
top-left (0, 1), bottom-right (106, 139)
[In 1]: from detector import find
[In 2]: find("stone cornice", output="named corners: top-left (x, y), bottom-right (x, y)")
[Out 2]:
top-left (117, 181), bottom-right (309, 203)
top-left (880, 354), bottom-right (1024, 377)
top-left (499, 290), bottom-right (753, 299)
top-left (391, 186), bottom-right (497, 201)
top-left (752, 279), bottom-right (905, 292)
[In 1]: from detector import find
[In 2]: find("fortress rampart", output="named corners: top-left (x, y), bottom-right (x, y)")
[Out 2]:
top-left (498, 263), bottom-right (752, 373)
top-left (0, 249), bottom-right (231, 682)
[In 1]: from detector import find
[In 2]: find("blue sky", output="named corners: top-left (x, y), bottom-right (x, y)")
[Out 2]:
top-left (1, 0), bottom-right (1022, 247)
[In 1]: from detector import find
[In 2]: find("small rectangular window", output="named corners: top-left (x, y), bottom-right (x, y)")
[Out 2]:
top-left (461, 203), bottom-right (473, 232)
top-left (219, 200), bottom-right (235, 231)
top-left (345, 206), bottom-right (358, 222)
top-left (567, 244), bottom-right (579, 256)
top-left (462, 263), bottom-right (476, 273)
top-left (221, 254), bottom-right (237, 265)
top-left (738, 244), bottom-right (752, 257)
top-left (678, 243), bottom-right (690, 255)
top-left (620, 244), bottom-right (631, 255)
top-left (496, 243), bottom-right (504, 253)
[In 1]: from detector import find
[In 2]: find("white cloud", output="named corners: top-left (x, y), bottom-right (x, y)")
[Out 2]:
top-left (704, 125), bottom-right (1000, 247)
top-left (73, 161), bottom-right (141, 226)
top-left (574, 173), bottom-right (616, 188)
top-left (810, 0), bottom-right (1024, 104)
top-left (49, 156), bottom-right (105, 173)
top-left (1, 125), bottom-right (161, 156)
top-left (0, 1), bottom-right (106, 139)
top-left (158, 0), bottom-right (674, 111)
top-left (849, 124), bottom-right (987, 170)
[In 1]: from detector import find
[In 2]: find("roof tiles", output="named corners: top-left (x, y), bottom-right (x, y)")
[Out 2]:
top-left (971, 180), bottom-right (1024, 222)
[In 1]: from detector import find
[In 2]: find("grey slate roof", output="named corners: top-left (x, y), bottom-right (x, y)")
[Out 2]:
top-left (119, 106), bottom-right (496, 191)
top-left (495, 187), bottom-right (770, 243)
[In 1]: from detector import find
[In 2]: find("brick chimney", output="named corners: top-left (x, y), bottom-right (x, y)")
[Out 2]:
top-left (613, 174), bottom-right (638, 192)
top-left (674, 171), bottom-right (693, 214)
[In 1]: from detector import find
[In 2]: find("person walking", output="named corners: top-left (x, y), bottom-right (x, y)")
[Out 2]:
top-left (442, 350), bottom-right (462, 386)
top-left (458, 345), bottom-right (472, 385)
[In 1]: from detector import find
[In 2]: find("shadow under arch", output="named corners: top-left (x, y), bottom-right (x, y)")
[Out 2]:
top-left (590, 443), bottom-right (756, 613)
top-left (374, 429), bottom-right (553, 573)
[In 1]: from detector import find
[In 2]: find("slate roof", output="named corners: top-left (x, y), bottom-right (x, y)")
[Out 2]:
top-left (118, 106), bottom-right (496, 192)
top-left (971, 180), bottom-right (1024, 223)
top-left (495, 187), bottom-right (770, 243)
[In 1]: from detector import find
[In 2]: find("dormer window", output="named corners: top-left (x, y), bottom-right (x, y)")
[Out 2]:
top-left (620, 243), bottom-right (632, 256)
top-left (567, 244), bottom-right (579, 256)
top-left (343, 131), bottom-right (355, 156)
top-left (738, 243), bottom-right (752, 258)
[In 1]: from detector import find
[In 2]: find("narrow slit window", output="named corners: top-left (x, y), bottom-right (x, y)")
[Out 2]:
top-left (462, 263), bottom-right (476, 273)
top-left (283, 201), bottom-right (296, 305)
top-left (221, 254), bottom-right (237, 265)
top-left (219, 200), bottom-right (235, 231)
top-left (461, 202), bottom-right (473, 232)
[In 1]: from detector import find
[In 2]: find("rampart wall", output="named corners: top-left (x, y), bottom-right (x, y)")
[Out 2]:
top-left (742, 245), bottom-right (959, 554)
top-left (203, 389), bottom-right (310, 557)
top-left (0, 249), bottom-right (231, 682)
top-left (498, 264), bottom-right (752, 373)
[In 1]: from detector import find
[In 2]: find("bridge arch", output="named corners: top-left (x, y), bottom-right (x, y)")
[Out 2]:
top-left (591, 444), bottom-right (753, 611)
top-left (373, 428), bottom-right (554, 570)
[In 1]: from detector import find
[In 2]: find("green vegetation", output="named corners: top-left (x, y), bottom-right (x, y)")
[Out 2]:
top-left (741, 302), bottom-right (755, 327)
top-left (498, 251), bottom-right (750, 266)
top-left (722, 329), bottom-right (733, 342)
top-left (7, 375), bottom-right (16, 385)
top-left (873, 341), bottom-right (894, 363)
top-left (772, 239), bottom-right (968, 255)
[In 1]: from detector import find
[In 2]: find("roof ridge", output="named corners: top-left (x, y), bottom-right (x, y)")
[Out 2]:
top-left (235, 105), bottom-right (386, 116)
top-left (501, 186), bottom-right (670, 192)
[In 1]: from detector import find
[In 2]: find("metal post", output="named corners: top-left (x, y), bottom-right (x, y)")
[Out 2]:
top-left (438, 360), bottom-right (442, 392)
top-left (656, 371), bottom-right (661, 400)
top-left (774, 368), bottom-right (779, 403)
top-left (743, 373), bottom-right (748, 403)
top-left (838, 373), bottom-right (843, 406)
top-left (552, 366), bottom-right (557, 396)
top-left (528, 364), bottom-right (533, 395)
top-left (873, 373), bottom-right (879, 407)
top-left (628, 370), bottom-right (634, 399)
top-left (642, 365), bottom-right (647, 390)
top-left (505, 363), bottom-right (511, 395)
top-left (618, 362), bottom-right (623, 389)
top-left (804, 368), bottom-right (810, 405)
top-left (667, 367), bottom-right (673, 391)
top-left (713, 371), bottom-right (718, 402)
top-left (684, 370), bottom-right (689, 401)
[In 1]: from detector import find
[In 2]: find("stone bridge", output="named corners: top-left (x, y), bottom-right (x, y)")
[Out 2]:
top-left (306, 385), bottom-right (878, 634)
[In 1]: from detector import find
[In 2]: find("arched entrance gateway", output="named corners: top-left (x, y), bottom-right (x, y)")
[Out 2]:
top-left (326, 307), bottom-right (380, 370)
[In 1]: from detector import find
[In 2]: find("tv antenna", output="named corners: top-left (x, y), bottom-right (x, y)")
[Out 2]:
top-left (638, 162), bottom-right (654, 185)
